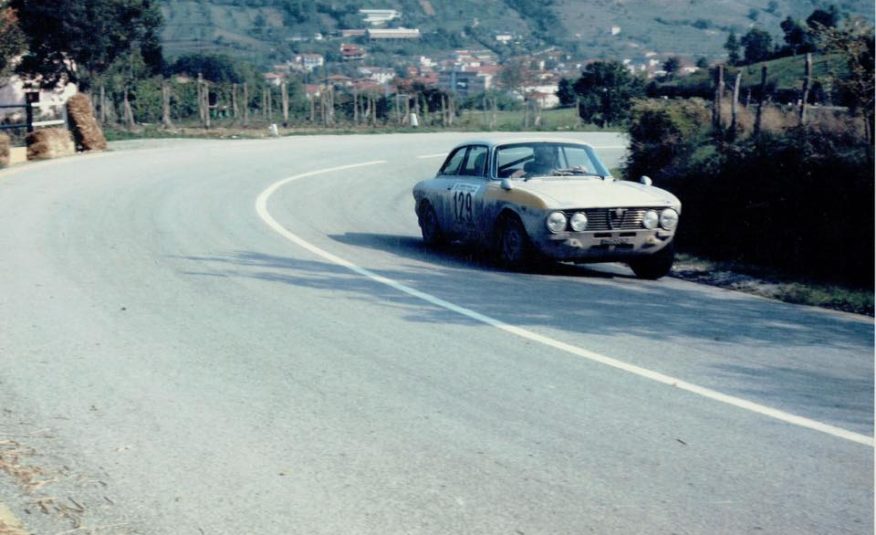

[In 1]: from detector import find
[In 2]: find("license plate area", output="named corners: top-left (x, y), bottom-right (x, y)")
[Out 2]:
top-left (600, 237), bottom-right (633, 246)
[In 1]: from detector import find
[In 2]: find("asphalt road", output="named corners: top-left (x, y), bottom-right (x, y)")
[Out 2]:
top-left (0, 133), bottom-right (872, 535)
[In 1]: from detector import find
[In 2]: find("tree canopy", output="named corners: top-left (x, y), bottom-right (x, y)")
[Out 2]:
top-left (0, 6), bottom-right (25, 80)
top-left (10, 0), bottom-right (163, 90)
top-left (573, 61), bottom-right (644, 127)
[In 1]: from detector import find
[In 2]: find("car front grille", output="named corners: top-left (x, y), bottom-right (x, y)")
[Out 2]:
top-left (569, 208), bottom-right (649, 231)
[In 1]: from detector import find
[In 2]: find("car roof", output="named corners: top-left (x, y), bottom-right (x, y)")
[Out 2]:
top-left (449, 137), bottom-right (597, 151)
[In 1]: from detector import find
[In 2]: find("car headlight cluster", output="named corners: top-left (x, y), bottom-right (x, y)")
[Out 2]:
top-left (546, 211), bottom-right (589, 233)
top-left (569, 212), bottom-right (588, 232)
top-left (643, 208), bottom-right (679, 230)
top-left (546, 211), bottom-right (567, 233)
top-left (659, 208), bottom-right (679, 230)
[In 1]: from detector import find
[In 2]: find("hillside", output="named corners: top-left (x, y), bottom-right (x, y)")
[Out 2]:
top-left (650, 53), bottom-right (851, 102)
top-left (159, 0), bottom-right (875, 68)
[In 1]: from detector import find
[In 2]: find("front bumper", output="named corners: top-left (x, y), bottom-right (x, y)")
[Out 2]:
top-left (533, 229), bottom-right (675, 262)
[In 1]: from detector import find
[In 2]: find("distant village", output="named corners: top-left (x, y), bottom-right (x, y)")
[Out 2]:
top-left (263, 8), bottom-right (702, 109)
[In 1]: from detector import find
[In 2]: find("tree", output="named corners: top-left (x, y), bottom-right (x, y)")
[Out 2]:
top-left (695, 57), bottom-right (709, 69)
top-left (806, 6), bottom-right (840, 31)
top-left (781, 16), bottom-right (814, 55)
top-left (0, 5), bottom-right (25, 80)
top-left (573, 61), bottom-right (644, 127)
top-left (169, 54), bottom-right (250, 84)
top-left (555, 78), bottom-right (576, 107)
top-left (662, 56), bottom-right (681, 78)
top-left (724, 31), bottom-right (741, 65)
top-left (740, 27), bottom-right (773, 64)
top-left (816, 18), bottom-right (875, 143)
top-left (498, 57), bottom-right (531, 95)
top-left (10, 0), bottom-right (164, 90)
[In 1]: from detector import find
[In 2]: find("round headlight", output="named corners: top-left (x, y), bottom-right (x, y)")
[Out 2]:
top-left (569, 212), bottom-right (588, 232)
top-left (660, 208), bottom-right (679, 230)
top-left (546, 211), bottom-right (567, 233)
top-left (642, 210), bottom-right (659, 230)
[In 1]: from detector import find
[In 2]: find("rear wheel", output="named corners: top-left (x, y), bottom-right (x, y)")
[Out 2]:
top-left (496, 215), bottom-right (536, 270)
top-left (418, 201), bottom-right (445, 246)
top-left (629, 243), bottom-right (675, 279)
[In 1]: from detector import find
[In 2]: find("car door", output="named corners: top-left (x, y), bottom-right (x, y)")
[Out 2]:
top-left (446, 145), bottom-right (489, 240)
top-left (431, 146), bottom-right (468, 237)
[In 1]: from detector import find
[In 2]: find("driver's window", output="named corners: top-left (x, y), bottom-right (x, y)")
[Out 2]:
top-left (440, 147), bottom-right (466, 176)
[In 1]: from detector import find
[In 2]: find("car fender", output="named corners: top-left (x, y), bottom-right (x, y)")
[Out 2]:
top-left (482, 185), bottom-right (549, 240)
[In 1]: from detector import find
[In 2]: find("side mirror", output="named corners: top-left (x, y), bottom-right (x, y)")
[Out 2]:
top-left (500, 178), bottom-right (514, 191)
top-left (640, 175), bottom-right (653, 186)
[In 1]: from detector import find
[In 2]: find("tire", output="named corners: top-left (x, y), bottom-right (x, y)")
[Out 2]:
top-left (496, 215), bottom-right (536, 270)
top-left (629, 243), bottom-right (675, 280)
top-left (418, 202), bottom-right (445, 246)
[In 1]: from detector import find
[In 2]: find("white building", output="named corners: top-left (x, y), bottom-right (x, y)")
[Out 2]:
top-left (367, 28), bottom-right (421, 40)
top-left (359, 9), bottom-right (400, 26)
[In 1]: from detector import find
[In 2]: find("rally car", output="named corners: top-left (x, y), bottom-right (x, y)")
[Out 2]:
top-left (412, 138), bottom-right (681, 279)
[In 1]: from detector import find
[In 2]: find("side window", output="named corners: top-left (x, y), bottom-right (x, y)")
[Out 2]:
top-left (440, 147), bottom-right (466, 176)
top-left (460, 146), bottom-right (488, 177)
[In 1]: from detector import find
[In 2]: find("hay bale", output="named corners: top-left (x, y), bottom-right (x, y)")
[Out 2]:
top-left (0, 133), bottom-right (10, 168)
top-left (66, 93), bottom-right (107, 151)
top-left (26, 128), bottom-right (75, 161)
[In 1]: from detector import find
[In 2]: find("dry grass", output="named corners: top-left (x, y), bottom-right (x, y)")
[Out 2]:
top-left (25, 128), bottom-right (75, 161)
top-left (717, 101), bottom-right (865, 136)
top-left (66, 94), bottom-right (107, 151)
top-left (0, 439), bottom-right (53, 493)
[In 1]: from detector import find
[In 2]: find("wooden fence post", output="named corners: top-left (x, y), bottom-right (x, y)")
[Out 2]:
top-left (712, 64), bottom-right (724, 131)
top-left (162, 81), bottom-right (172, 128)
top-left (99, 85), bottom-right (107, 124)
top-left (243, 83), bottom-right (249, 126)
top-left (232, 83), bottom-right (239, 120)
top-left (799, 52), bottom-right (812, 125)
top-left (754, 65), bottom-right (768, 136)
top-left (730, 71), bottom-right (742, 138)
top-left (281, 81), bottom-right (289, 127)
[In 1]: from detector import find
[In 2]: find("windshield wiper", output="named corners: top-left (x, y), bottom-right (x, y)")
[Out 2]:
top-left (551, 168), bottom-right (604, 178)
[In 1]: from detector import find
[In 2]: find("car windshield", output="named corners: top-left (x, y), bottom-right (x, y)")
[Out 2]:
top-left (494, 142), bottom-right (610, 179)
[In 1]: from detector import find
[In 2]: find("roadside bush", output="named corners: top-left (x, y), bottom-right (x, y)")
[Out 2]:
top-left (625, 99), bottom-right (874, 286)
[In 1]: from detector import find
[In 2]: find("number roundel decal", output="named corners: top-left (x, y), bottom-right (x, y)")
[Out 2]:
top-left (451, 183), bottom-right (477, 225)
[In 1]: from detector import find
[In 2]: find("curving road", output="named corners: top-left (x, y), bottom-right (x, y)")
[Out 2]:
top-left (0, 133), bottom-right (872, 534)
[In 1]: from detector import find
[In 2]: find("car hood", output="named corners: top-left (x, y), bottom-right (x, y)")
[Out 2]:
top-left (513, 178), bottom-right (681, 210)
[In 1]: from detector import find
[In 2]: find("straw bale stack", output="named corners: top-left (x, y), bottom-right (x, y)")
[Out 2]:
top-left (0, 133), bottom-right (10, 168)
top-left (66, 93), bottom-right (107, 151)
top-left (26, 128), bottom-right (75, 160)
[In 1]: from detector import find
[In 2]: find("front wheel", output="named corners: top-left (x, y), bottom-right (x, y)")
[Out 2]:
top-left (496, 215), bottom-right (536, 270)
top-left (629, 243), bottom-right (675, 280)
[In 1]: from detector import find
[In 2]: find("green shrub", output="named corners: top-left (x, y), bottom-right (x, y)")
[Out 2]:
top-left (625, 99), bottom-right (874, 287)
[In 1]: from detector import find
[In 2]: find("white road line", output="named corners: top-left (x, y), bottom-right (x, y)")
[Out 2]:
top-left (417, 154), bottom-right (447, 159)
top-left (255, 162), bottom-right (874, 448)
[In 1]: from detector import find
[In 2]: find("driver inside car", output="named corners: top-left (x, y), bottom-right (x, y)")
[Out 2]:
top-left (523, 145), bottom-right (557, 177)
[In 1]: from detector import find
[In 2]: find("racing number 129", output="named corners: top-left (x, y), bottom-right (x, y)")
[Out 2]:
top-left (453, 191), bottom-right (473, 224)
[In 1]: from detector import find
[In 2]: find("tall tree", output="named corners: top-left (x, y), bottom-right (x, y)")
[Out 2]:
top-left (740, 27), bottom-right (774, 64)
top-left (573, 61), bottom-right (644, 127)
top-left (724, 31), bottom-right (741, 65)
top-left (10, 0), bottom-right (163, 90)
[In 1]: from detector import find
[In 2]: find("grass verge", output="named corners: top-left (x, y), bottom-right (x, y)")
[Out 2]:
top-left (672, 254), bottom-right (873, 316)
